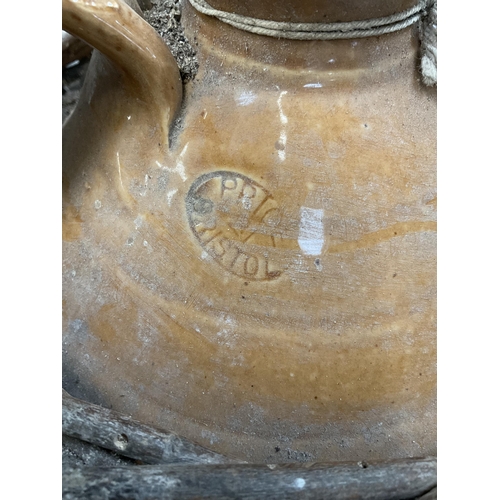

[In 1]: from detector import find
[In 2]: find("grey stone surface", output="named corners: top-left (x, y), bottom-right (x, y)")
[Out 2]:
top-left (63, 435), bottom-right (135, 469)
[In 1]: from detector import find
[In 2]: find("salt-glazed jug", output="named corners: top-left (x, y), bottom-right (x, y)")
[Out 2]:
top-left (62, 0), bottom-right (436, 463)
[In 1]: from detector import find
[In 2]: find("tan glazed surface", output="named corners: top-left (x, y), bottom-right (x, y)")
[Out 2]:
top-left (62, 0), bottom-right (436, 462)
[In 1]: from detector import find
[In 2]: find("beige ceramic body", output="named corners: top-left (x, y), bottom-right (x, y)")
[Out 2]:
top-left (62, 0), bottom-right (436, 462)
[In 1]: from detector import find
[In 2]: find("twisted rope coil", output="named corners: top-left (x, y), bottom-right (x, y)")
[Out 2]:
top-left (419, 1), bottom-right (437, 85)
top-left (187, 0), bottom-right (437, 85)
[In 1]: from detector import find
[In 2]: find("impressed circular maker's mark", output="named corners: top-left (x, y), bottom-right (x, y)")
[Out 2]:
top-left (186, 171), bottom-right (282, 281)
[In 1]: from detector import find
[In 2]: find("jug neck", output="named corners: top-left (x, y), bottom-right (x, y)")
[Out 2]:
top-left (204, 0), bottom-right (421, 23)
top-left (182, 0), bottom-right (423, 79)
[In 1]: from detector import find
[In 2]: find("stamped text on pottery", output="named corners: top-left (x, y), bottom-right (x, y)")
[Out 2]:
top-left (186, 171), bottom-right (282, 280)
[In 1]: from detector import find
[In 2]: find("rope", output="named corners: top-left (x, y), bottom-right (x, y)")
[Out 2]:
top-left (419, 1), bottom-right (437, 85)
top-left (187, 0), bottom-right (437, 85)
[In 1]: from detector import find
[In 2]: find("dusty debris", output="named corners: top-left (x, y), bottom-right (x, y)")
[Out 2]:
top-left (143, 0), bottom-right (199, 82)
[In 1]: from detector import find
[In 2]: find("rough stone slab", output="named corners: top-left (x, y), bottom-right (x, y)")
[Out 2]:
top-left (415, 487), bottom-right (437, 500)
top-left (62, 435), bottom-right (135, 468)
top-left (63, 390), bottom-right (238, 465)
top-left (62, 458), bottom-right (437, 500)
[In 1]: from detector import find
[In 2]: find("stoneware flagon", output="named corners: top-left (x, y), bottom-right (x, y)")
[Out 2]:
top-left (62, 0), bottom-right (437, 462)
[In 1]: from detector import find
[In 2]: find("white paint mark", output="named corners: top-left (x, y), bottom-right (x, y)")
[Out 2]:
top-left (303, 82), bottom-right (322, 88)
top-left (225, 315), bottom-right (236, 327)
top-left (127, 115), bottom-right (131, 120)
top-left (201, 429), bottom-right (219, 445)
top-left (278, 130), bottom-right (287, 161)
top-left (176, 143), bottom-right (188, 181)
top-left (293, 478), bottom-right (306, 489)
top-left (144, 174), bottom-right (149, 186)
top-left (166, 189), bottom-right (178, 206)
top-left (298, 207), bottom-right (324, 256)
top-left (143, 240), bottom-right (148, 247)
top-left (241, 191), bottom-right (253, 210)
top-left (278, 91), bottom-right (288, 125)
top-left (277, 91), bottom-right (288, 162)
top-left (65, 60), bottom-right (80, 69)
top-left (215, 314), bottom-right (239, 348)
top-left (156, 143), bottom-right (188, 182)
top-left (237, 91), bottom-right (256, 106)
top-left (94, 200), bottom-right (101, 209)
top-left (328, 58), bottom-right (336, 63)
top-left (134, 216), bottom-right (143, 229)
top-left (116, 152), bottom-right (124, 189)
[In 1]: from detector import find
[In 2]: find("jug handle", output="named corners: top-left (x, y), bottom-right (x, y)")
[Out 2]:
top-left (62, 0), bottom-right (182, 138)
